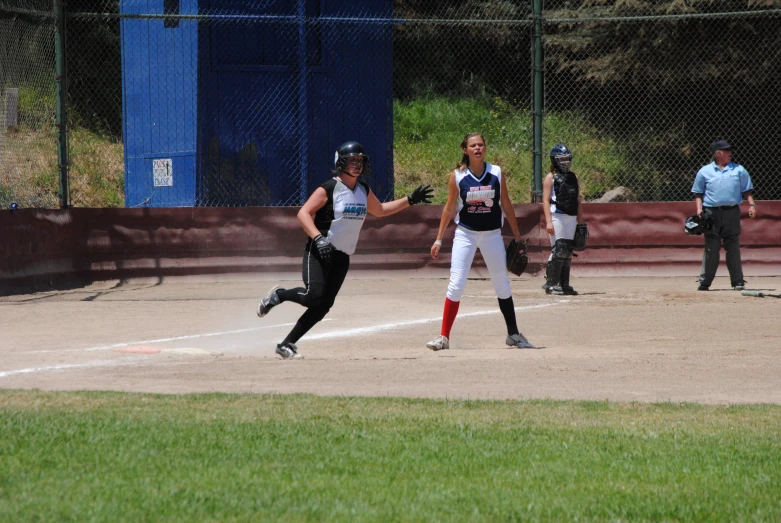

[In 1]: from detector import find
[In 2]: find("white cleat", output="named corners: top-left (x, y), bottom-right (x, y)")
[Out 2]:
top-left (426, 335), bottom-right (449, 351)
top-left (276, 343), bottom-right (303, 359)
top-left (506, 333), bottom-right (535, 349)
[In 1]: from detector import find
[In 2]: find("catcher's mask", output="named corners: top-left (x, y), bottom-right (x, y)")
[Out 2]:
top-left (550, 144), bottom-right (573, 173)
top-left (684, 209), bottom-right (713, 235)
top-left (334, 141), bottom-right (370, 177)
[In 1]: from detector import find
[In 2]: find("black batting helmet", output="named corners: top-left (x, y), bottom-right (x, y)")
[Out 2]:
top-left (334, 141), bottom-right (370, 175)
top-left (684, 208), bottom-right (714, 235)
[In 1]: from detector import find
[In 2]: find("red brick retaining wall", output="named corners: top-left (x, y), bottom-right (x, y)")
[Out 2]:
top-left (2, 202), bottom-right (779, 291)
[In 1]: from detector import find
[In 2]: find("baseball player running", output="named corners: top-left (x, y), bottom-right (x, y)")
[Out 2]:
top-left (427, 132), bottom-right (534, 351)
top-left (257, 141), bottom-right (433, 359)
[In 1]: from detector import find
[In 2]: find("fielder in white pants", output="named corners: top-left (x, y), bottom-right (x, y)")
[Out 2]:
top-left (428, 132), bottom-right (534, 351)
top-left (447, 227), bottom-right (512, 301)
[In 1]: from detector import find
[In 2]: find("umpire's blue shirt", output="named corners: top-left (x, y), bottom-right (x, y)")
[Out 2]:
top-left (691, 161), bottom-right (753, 207)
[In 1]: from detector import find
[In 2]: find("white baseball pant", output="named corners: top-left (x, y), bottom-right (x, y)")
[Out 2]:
top-left (447, 226), bottom-right (512, 301)
top-left (548, 213), bottom-right (577, 260)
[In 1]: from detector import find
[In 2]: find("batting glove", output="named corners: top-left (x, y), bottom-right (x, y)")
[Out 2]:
top-left (313, 234), bottom-right (333, 263)
top-left (407, 184), bottom-right (434, 205)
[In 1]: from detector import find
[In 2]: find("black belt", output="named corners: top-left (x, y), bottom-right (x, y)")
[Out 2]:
top-left (704, 205), bottom-right (737, 210)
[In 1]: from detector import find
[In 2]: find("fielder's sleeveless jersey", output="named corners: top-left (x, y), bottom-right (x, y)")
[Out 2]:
top-left (313, 177), bottom-right (369, 255)
top-left (454, 163), bottom-right (504, 232)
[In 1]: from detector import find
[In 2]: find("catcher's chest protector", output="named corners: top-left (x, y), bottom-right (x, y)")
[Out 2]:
top-left (553, 172), bottom-right (579, 215)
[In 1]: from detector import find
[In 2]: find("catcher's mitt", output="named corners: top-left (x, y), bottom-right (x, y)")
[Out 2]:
top-left (506, 239), bottom-right (528, 276)
top-left (573, 222), bottom-right (589, 251)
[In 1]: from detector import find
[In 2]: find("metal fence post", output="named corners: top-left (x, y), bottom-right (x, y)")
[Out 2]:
top-left (54, 0), bottom-right (69, 208)
top-left (531, 0), bottom-right (544, 203)
top-left (297, 0), bottom-right (309, 205)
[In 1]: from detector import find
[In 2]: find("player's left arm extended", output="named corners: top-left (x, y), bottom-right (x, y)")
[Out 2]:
top-left (499, 176), bottom-right (522, 242)
top-left (367, 185), bottom-right (433, 217)
top-left (366, 191), bottom-right (406, 217)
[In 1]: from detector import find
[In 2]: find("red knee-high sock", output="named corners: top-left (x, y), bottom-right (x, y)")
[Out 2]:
top-left (441, 298), bottom-right (460, 338)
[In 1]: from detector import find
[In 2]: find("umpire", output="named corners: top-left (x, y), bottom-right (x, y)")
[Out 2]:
top-left (691, 140), bottom-right (757, 291)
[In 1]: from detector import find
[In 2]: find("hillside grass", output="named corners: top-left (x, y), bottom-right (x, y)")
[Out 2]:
top-left (1, 125), bottom-right (124, 208)
top-left (2, 390), bottom-right (780, 521)
top-left (1, 85), bottom-right (124, 208)
top-left (3, 93), bottom-right (636, 208)
top-left (393, 95), bottom-right (632, 204)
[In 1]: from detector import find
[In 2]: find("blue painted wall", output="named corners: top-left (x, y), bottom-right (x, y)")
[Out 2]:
top-left (121, 0), bottom-right (393, 207)
top-left (121, 0), bottom-right (199, 207)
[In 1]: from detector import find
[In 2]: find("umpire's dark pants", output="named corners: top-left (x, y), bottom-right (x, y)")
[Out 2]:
top-left (700, 205), bottom-right (743, 287)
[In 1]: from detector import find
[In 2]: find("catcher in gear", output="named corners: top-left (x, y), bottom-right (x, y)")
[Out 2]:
top-left (256, 141), bottom-right (433, 359)
top-left (541, 144), bottom-right (584, 295)
top-left (426, 132), bottom-right (534, 351)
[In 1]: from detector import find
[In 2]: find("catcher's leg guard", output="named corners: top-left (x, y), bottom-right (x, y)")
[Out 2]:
top-left (560, 259), bottom-right (578, 295)
top-left (544, 258), bottom-right (564, 295)
top-left (543, 239), bottom-right (569, 294)
top-left (552, 239), bottom-right (570, 260)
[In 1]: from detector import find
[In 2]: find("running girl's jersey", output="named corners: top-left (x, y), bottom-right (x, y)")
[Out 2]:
top-left (313, 176), bottom-right (369, 255)
top-left (454, 163), bottom-right (503, 231)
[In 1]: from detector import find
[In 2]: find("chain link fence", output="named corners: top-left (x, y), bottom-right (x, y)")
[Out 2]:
top-left (1, 1), bottom-right (779, 208)
top-left (0, 0), bottom-right (58, 208)
top-left (544, 2), bottom-right (781, 203)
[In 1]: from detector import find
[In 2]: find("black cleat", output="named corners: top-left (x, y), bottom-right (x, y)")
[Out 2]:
top-left (545, 285), bottom-right (565, 296)
top-left (257, 285), bottom-right (283, 318)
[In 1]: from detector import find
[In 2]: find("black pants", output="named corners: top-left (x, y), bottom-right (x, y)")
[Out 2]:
top-left (700, 206), bottom-right (743, 286)
top-left (276, 240), bottom-right (351, 344)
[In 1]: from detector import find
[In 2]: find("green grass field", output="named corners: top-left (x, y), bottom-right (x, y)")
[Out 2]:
top-left (2, 391), bottom-right (780, 521)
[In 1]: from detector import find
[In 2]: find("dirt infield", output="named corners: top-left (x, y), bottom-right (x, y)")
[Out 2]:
top-left (2, 274), bottom-right (780, 404)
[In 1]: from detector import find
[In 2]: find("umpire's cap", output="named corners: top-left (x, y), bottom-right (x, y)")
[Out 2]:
top-left (711, 140), bottom-right (732, 154)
